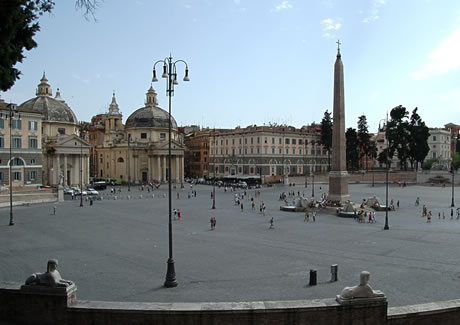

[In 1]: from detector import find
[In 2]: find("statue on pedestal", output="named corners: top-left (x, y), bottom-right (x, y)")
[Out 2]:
top-left (25, 259), bottom-right (73, 288)
top-left (337, 271), bottom-right (385, 304)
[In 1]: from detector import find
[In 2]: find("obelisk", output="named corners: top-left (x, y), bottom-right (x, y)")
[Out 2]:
top-left (328, 40), bottom-right (350, 203)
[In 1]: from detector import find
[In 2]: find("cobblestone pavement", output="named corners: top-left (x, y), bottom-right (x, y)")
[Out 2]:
top-left (0, 182), bottom-right (459, 307)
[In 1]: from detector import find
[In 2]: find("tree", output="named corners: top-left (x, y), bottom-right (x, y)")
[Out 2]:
top-left (452, 152), bottom-right (460, 171)
top-left (368, 141), bottom-right (377, 168)
top-left (422, 158), bottom-right (439, 170)
top-left (320, 110), bottom-right (333, 170)
top-left (378, 148), bottom-right (390, 167)
top-left (0, 0), bottom-right (99, 91)
top-left (408, 107), bottom-right (430, 171)
top-left (357, 115), bottom-right (370, 169)
top-left (456, 134), bottom-right (460, 154)
top-left (346, 127), bottom-right (359, 171)
top-left (387, 105), bottom-right (410, 170)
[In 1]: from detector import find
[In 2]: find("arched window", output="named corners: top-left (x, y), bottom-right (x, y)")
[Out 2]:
top-left (11, 157), bottom-right (25, 166)
top-left (117, 157), bottom-right (124, 163)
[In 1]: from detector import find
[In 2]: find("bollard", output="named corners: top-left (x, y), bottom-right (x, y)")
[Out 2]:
top-left (309, 269), bottom-right (317, 286)
top-left (330, 264), bottom-right (338, 282)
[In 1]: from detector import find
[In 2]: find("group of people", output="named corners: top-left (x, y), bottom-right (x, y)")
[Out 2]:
top-left (304, 211), bottom-right (316, 222)
top-left (209, 216), bottom-right (217, 230)
top-left (423, 205), bottom-right (460, 222)
top-left (355, 210), bottom-right (376, 223)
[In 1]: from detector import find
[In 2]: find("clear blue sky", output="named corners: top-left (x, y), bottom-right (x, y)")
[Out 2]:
top-left (2, 0), bottom-right (460, 132)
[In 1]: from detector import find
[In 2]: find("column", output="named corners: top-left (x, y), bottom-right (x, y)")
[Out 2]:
top-left (86, 155), bottom-right (90, 185)
top-left (148, 155), bottom-right (152, 181)
top-left (175, 156), bottom-right (179, 183)
top-left (56, 154), bottom-right (61, 186)
top-left (163, 156), bottom-right (166, 181)
top-left (157, 156), bottom-right (161, 182)
top-left (181, 156), bottom-right (184, 182)
top-left (63, 155), bottom-right (68, 186)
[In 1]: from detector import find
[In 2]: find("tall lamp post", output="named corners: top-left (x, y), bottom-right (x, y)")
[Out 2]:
top-left (153, 55), bottom-right (190, 288)
top-left (5, 104), bottom-right (19, 226)
top-left (79, 123), bottom-right (84, 207)
top-left (451, 166), bottom-right (455, 207)
top-left (212, 129), bottom-right (216, 209)
top-left (127, 134), bottom-right (131, 192)
top-left (304, 138), bottom-right (308, 188)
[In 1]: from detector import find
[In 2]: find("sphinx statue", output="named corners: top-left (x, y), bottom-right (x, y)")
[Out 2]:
top-left (25, 259), bottom-right (73, 288)
top-left (337, 271), bottom-right (385, 304)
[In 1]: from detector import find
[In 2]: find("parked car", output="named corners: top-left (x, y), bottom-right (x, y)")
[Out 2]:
top-left (86, 188), bottom-right (99, 196)
top-left (93, 181), bottom-right (107, 190)
top-left (63, 188), bottom-right (74, 195)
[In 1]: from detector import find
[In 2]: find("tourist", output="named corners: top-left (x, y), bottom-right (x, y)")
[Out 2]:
top-left (241, 202), bottom-right (244, 212)
top-left (177, 210), bottom-right (181, 220)
top-left (210, 216), bottom-right (215, 230)
top-left (305, 211), bottom-right (309, 222)
top-left (397, 200), bottom-right (400, 209)
top-left (427, 211), bottom-right (432, 223)
top-left (451, 208), bottom-right (454, 220)
top-left (312, 211), bottom-right (316, 223)
top-left (269, 217), bottom-right (274, 229)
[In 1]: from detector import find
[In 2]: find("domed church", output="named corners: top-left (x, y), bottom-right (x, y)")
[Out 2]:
top-left (89, 86), bottom-right (185, 184)
top-left (18, 74), bottom-right (90, 187)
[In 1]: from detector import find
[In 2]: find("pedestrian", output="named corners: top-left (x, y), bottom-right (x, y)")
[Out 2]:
top-left (177, 192), bottom-right (179, 199)
top-left (305, 211), bottom-right (309, 222)
top-left (451, 208), bottom-right (454, 220)
top-left (457, 208), bottom-right (460, 219)
top-left (415, 197), bottom-right (420, 206)
top-left (372, 211), bottom-right (376, 223)
top-left (368, 212), bottom-right (373, 223)
top-left (397, 200), bottom-right (400, 209)
top-left (53, 206), bottom-right (56, 215)
top-left (213, 217), bottom-right (216, 229)
top-left (177, 210), bottom-right (181, 220)
top-left (443, 211), bottom-right (446, 219)
top-left (252, 201), bottom-right (255, 210)
top-left (269, 217), bottom-right (274, 229)
top-left (438, 212), bottom-right (441, 219)
top-left (312, 211), bottom-right (316, 223)
top-left (173, 209), bottom-right (177, 219)
top-left (241, 202), bottom-right (244, 212)
top-left (210, 216), bottom-right (214, 230)
top-left (427, 211), bottom-right (432, 223)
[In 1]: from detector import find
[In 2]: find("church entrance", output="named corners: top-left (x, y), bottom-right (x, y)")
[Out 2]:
top-left (142, 171), bottom-right (147, 182)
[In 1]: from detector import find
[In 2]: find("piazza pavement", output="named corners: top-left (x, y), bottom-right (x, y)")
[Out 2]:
top-left (0, 180), bottom-right (459, 308)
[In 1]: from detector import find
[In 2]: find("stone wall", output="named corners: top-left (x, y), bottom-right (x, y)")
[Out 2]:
top-left (1, 282), bottom-right (460, 325)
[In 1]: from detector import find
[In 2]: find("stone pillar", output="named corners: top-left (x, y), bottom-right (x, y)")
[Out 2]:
top-left (328, 43), bottom-right (350, 203)
top-left (56, 154), bottom-right (61, 186)
top-left (163, 156), bottom-right (166, 182)
top-left (63, 155), bottom-right (68, 187)
top-left (181, 156), bottom-right (185, 182)
top-left (148, 155), bottom-right (152, 181)
top-left (175, 156), bottom-right (180, 183)
top-left (86, 155), bottom-right (90, 185)
top-left (156, 156), bottom-right (161, 182)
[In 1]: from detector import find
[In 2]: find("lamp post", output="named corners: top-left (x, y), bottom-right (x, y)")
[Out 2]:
top-left (212, 129), bottom-right (216, 209)
top-left (384, 122), bottom-right (389, 230)
top-left (153, 55), bottom-right (189, 288)
top-left (127, 134), bottom-right (131, 192)
top-left (311, 166), bottom-right (315, 198)
top-left (79, 123), bottom-right (84, 207)
top-left (5, 104), bottom-right (18, 226)
top-left (304, 138), bottom-right (308, 188)
top-left (451, 166), bottom-right (455, 208)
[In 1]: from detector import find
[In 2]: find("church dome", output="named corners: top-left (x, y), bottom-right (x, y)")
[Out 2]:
top-left (125, 86), bottom-right (177, 129)
top-left (18, 74), bottom-right (77, 123)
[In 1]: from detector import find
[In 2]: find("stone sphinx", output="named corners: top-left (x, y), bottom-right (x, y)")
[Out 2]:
top-left (336, 271), bottom-right (385, 304)
top-left (25, 259), bottom-right (74, 288)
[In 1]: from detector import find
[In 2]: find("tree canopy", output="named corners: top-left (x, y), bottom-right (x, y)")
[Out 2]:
top-left (320, 110), bottom-right (333, 170)
top-left (346, 127), bottom-right (359, 171)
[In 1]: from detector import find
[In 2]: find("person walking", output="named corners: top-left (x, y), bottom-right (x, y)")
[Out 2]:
top-left (269, 217), bottom-right (274, 229)
top-left (397, 200), bottom-right (400, 209)
top-left (177, 210), bottom-right (182, 220)
top-left (312, 211), bottom-right (316, 223)
top-left (53, 206), bottom-right (56, 215)
top-left (241, 202), bottom-right (244, 212)
top-left (210, 216), bottom-right (215, 230)
top-left (304, 211), bottom-right (309, 222)
top-left (451, 208), bottom-right (454, 220)
top-left (427, 211), bottom-right (432, 223)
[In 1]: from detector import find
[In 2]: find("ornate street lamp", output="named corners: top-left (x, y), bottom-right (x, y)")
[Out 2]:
top-left (451, 165), bottom-right (455, 208)
top-left (79, 123), bottom-right (84, 207)
top-left (384, 119), bottom-right (389, 230)
top-left (127, 134), bottom-right (131, 192)
top-left (153, 55), bottom-right (189, 288)
top-left (212, 129), bottom-right (216, 209)
top-left (3, 104), bottom-right (19, 226)
top-left (304, 138), bottom-right (308, 188)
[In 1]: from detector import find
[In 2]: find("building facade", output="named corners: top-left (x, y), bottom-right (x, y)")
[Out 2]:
top-left (427, 128), bottom-right (452, 169)
top-left (184, 129), bottom-right (211, 179)
top-left (0, 100), bottom-right (43, 188)
top-left (17, 74), bottom-right (90, 187)
top-left (90, 87), bottom-right (185, 184)
top-left (209, 124), bottom-right (328, 183)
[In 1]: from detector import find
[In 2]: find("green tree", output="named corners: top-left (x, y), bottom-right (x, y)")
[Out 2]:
top-left (422, 158), bottom-right (439, 170)
top-left (452, 152), bottom-right (460, 171)
top-left (0, 0), bottom-right (99, 91)
top-left (320, 110), bottom-right (333, 170)
top-left (368, 140), bottom-right (377, 168)
top-left (357, 115), bottom-right (370, 169)
top-left (346, 127), bottom-right (359, 171)
top-left (408, 107), bottom-right (430, 171)
top-left (378, 148), bottom-right (390, 167)
top-left (387, 105), bottom-right (410, 170)
top-left (456, 134), bottom-right (460, 154)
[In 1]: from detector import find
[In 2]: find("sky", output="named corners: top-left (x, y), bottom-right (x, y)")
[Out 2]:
top-left (2, 0), bottom-right (460, 133)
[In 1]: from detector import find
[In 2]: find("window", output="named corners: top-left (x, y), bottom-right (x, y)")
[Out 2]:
top-left (28, 120), bottom-right (38, 131)
top-left (232, 139), bottom-right (235, 145)
top-left (0, 172), bottom-right (3, 181)
top-left (257, 137), bottom-right (260, 144)
top-left (257, 148), bottom-right (260, 154)
top-left (140, 133), bottom-right (147, 139)
top-left (279, 138), bottom-right (282, 144)
top-left (299, 149), bottom-right (302, 155)
top-left (232, 149), bottom-right (235, 155)
top-left (29, 171), bottom-right (37, 181)
top-left (0, 119), bottom-right (4, 129)
top-left (264, 137), bottom-right (267, 144)
top-left (12, 119), bottom-right (21, 130)
top-left (245, 138), bottom-right (247, 144)
top-left (286, 148), bottom-right (289, 154)
top-left (264, 147), bottom-right (267, 154)
top-left (0, 136), bottom-right (3, 148)
top-left (251, 137), bottom-right (253, 144)
top-left (292, 139), bottom-right (296, 145)
top-left (251, 148), bottom-right (253, 154)
top-left (285, 138), bottom-right (290, 144)
top-left (245, 148), bottom-right (247, 154)
top-left (160, 133), bottom-right (166, 140)
top-left (12, 136), bottom-right (21, 148)
top-left (272, 137), bottom-right (275, 144)
top-left (279, 148), bottom-right (282, 154)
top-left (239, 138), bottom-right (242, 144)
top-left (13, 158), bottom-right (24, 166)
top-left (433, 136), bottom-right (436, 141)
top-left (299, 139), bottom-right (303, 145)
top-left (58, 128), bottom-right (65, 135)
top-left (293, 148), bottom-right (296, 154)
top-left (226, 139), bottom-right (228, 145)
top-left (31, 159), bottom-right (36, 164)
top-left (29, 136), bottom-right (38, 149)
top-left (13, 171), bottom-right (21, 181)
top-left (239, 148), bottom-right (242, 154)
top-left (272, 148), bottom-right (275, 154)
